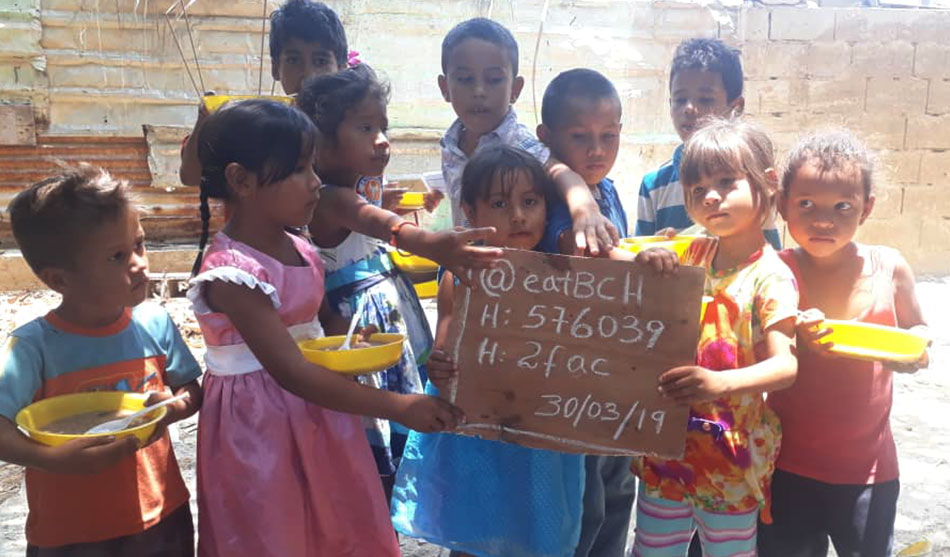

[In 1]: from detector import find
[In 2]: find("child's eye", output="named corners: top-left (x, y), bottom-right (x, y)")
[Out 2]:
top-left (798, 199), bottom-right (814, 209)
top-left (602, 133), bottom-right (618, 142)
top-left (571, 133), bottom-right (588, 142)
top-left (109, 251), bottom-right (125, 262)
top-left (673, 97), bottom-right (687, 106)
top-left (691, 186), bottom-right (706, 196)
top-left (285, 55), bottom-right (300, 66)
top-left (490, 199), bottom-right (507, 209)
top-left (524, 196), bottom-right (539, 207)
top-left (699, 97), bottom-right (716, 106)
top-left (835, 201), bottom-right (853, 211)
top-left (488, 77), bottom-right (504, 85)
top-left (718, 177), bottom-right (735, 188)
top-left (456, 76), bottom-right (473, 84)
top-left (359, 125), bottom-right (373, 133)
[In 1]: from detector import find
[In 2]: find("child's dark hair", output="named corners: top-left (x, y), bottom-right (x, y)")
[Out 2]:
top-left (782, 130), bottom-right (874, 200)
top-left (9, 164), bottom-right (132, 274)
top-left (441, 18), bottom-right (519, 75)
top-left (269, 0), bottom-right (348, 69)
top-left (460, 145), bottom-right (554, 209)
top-left (193, 99), bottom-right (317, 275)
top-left (296, 63), bottom-right (390, 144)
top-left (541, 68), bottom-right (621, 130)
top-left (670, 38), bottom-right (743, 102)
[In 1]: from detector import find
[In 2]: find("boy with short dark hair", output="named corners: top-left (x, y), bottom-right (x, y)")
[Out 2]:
top-left (537, 68), bottom-right (637, 557)
top-left (1, 165), bottom-right (202, 555)
top-left (439, 18), bottom-right (618, 256)
top-left (180, 0), bottom-right (347, 186)
top-left (636, 37), bottom-right (782, 250)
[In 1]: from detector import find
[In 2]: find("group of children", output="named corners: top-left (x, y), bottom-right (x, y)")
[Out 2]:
top-left (0, 1), bottom-right (931, 556)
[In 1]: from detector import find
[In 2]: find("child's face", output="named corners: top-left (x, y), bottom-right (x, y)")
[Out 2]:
top-left (686, 170), bottom-right (762, 239)
top-left (780, 160), bottom-right (874, 259)
top-left (538, 97), bottom-right (622, 186)
top-left (439, 38), bottom-right (524, 139)
top-left (272, 38), bottom-right (341, 95)
top-left (252, 150), bottom-right (323, 228)
top-left (463, 171), bottom-right (546, 250)
top-left (324, 96), bottom-right (390, 177)
top-left (670, 69), bottom-right (743, 142)
top-left (57, 207), bottom-right (149, 310)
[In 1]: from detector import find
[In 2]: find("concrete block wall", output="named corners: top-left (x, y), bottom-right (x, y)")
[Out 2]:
top-left (1, 0), bottom-right (949, 273)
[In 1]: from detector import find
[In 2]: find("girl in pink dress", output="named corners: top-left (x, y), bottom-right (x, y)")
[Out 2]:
top-left (185, 99), bottom-right (462, 556)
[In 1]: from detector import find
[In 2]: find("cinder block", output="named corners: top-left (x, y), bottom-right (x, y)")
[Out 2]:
top-left (805, 42), bottom-right (852, 78)
top-left (906, 114), bottom-right (950, 150)
top-left (834, 8), bottom-right (921, 42)
top-left (732, 8), bottom-right (770, 42)
top-left (850, 41), bottom-right (915, 78)
top-left (866, 184), bottom-right (903, 220)
top-left (805, 78), bottom-right (867, 114)
top-left (865, 77), bottom-right (928, 116)
top-left (768, 7), bottom-right (835, 41)
top-left (653, 8), bottom-right (720, 39)
top-left (914, 43), bottom-right (950, 79)
top-left (743, 42), bottom-right (808, 79)
top-left (854, 215), bottom-right (920, 251)
top-left (919, 151), bottom-right (950, 185)
top-left (902, 186), bottom-right (950, 218)
top-left (749, 78), bottom-right (806, 113)
top-left (878, 150), bottom-right (921, 184)
top-left (830, 113), bottom-right (906, 151)
top-left (926, 79), bottom-right (950, 116)
top-left (907, 9), bottom-right (950, 43)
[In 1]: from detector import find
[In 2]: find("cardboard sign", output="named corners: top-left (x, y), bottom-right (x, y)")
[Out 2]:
top-left (445, 249), bottom-right (706, 458)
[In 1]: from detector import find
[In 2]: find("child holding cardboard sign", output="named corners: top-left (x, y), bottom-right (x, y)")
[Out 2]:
top-left (391, 145), bottom-right (587, 557)
top-left (632, 118), bottom-right (798, 556)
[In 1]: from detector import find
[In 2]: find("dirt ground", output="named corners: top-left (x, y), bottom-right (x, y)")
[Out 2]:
top-left (0, 279), bottom-right (947, 556)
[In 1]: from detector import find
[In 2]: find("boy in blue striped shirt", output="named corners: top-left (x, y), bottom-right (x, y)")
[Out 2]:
top-left (636, 38), bottom-right (782, 249)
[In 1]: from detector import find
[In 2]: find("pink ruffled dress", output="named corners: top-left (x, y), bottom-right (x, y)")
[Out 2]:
top-left (187, 232), bottom-right (399, 557)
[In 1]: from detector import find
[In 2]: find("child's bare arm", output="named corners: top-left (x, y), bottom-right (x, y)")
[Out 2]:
top-left (427, 273), bottom-right (457, 392)
top-left (546, 157), bottom-right (619, 256)
top-left (659, 318), bottom-right (797, 404)
top-left (206, 280), bottom-right (463, 432)
top-left (892, 255), bottom-right (930, 372)
top-left (318, 296), bottom-right (350, 336)
top-left (0, 416), bottom-right (138, 474)
top-left (311, 186), bottom-right (502, 282)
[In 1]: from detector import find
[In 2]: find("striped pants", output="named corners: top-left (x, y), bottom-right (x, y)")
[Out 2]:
top-left (632, 484), bottom-right (758, 557)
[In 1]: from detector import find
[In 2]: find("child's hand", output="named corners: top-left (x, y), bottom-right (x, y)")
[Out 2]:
top-left (796, 308), bottom-right (835, 355)
top-left (571, 204), bottom-right (619, 257)
top-left (427, 349), bottom-right (457, 392)
top-left (635, 247), bottom-right (678, 275)
top-left (658, 365), bottom-right (727, 404)
top-left (381, 183), bottom-right (408, 211)
top-left (142, 390), bottom-right (192, 446)
top-left (430, 227), bottom-right (503, 286)
top-left (45, 435), bottom-right (139, 474)
top-left (890, 326), bottom-right (930, 373)
top-left (656, 227), bottom-right (678, 238)
top-left (424, 190), bottom-right (444, 212)
top-left (357, 324), bottom-right (379, 344)
top-left (394, 394), bottom-right (465, 433)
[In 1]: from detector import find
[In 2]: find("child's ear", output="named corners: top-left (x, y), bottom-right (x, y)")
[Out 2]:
top-left (777, 190), bottom-right (789, 220)
top-left (225, 163), bottom-right (254, 198)
top-left (510, 76), bottom-right (525, 104)
top-left (271, 60), bottom-right (280, 83)
top-left (461, 202), bottom-right (476, 225)
top-left (438, 75), bottom-right (451, 103)
top-left (38, 267), bottom-right (68, 295)
top-left (536, 123), bottom-right (551, 146)
top-left (729, 96), bottom-right (745, 118)
top-left (859, 194), bottom-right (876, 224)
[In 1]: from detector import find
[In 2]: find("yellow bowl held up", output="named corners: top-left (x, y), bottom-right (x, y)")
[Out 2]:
top-left (819, 320), bottom-right (928, 363)
top-left (414, 280), bottom-right (438, 299)
top-left (390, 251), bottom-right (438, 273)
top-left (299, 333), bottom-right (405, 375)
top-left (620, 235), bottom-right (701, 258)
top-left (202, 94), bottom-right (294, 113)
top-left (15, 392), bottom-right (166, 447)
top-left (397, 192), bottom-right (426, 210)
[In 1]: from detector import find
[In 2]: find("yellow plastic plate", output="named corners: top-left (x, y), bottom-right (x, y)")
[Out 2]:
top-left (15, 392), bottom-right (166, 447)
top-left (390, 251), bottom-right (438, 273)
top-left (820, 319), bottom-right (928, 363)
top-left (397, 192), bottom-right (425, 210)
top-left (619, 235), bottom-right (702, 258)
top-left (414, 280), bottom-right (438, 299)
top-left (299, 333), bottom-right (405, 375)
top-left (202, 94), bottom-right (294, 113)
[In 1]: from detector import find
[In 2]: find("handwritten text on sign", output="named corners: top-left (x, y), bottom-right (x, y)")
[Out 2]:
top-left (446, 249), bottom-right (705, 458)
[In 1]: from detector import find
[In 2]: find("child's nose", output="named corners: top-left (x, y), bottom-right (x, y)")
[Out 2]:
top-left (703, 189), bottom-right (721, 205)
top-left (375, 131), bottom-right (390, 149)
top-left (684, 101), bottom-right (698, 117)
top-left (130, 250), bottom-right (148, 274)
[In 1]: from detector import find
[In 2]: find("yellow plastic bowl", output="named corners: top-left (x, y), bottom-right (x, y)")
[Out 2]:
top-left (299, 333), bottom-right (405, 375)
top-left (397, 192), bottom-right (425, 210)
top-left (15, 392), bottom-right (166, 447)
top-left (619, 235), bottom-right (701, 258)
top-left (820, 320), bottom-right (928, 363)
top-left (414, 280), bottom-right (438, 299)
top-left (390, 251), bottom-right (438, 273)
top-left (202, 94), bottom-right (294, 113)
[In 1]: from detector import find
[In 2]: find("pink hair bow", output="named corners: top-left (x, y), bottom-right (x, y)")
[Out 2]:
top-left (347, 50), bottom-right (362, 68)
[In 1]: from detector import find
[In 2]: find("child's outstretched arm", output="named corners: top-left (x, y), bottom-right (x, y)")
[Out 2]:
top-left (892, 255), bottom-right (930, 372)
top-left (546, 157), bottom-right (619, 256)
top-left (0, 416), bottom-right (139, 474)
top-left (659, 319), bottom-right (797, 404)
top-left (311, 186), bottom-right (502, 282)
top-left (206, 280), bottom-right (464, 432)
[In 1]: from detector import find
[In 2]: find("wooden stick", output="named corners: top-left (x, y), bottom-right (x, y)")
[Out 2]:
top-left (258, 0), bottom-right (267, 96)
top-left (178, 0), bottom-right (206, 93)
